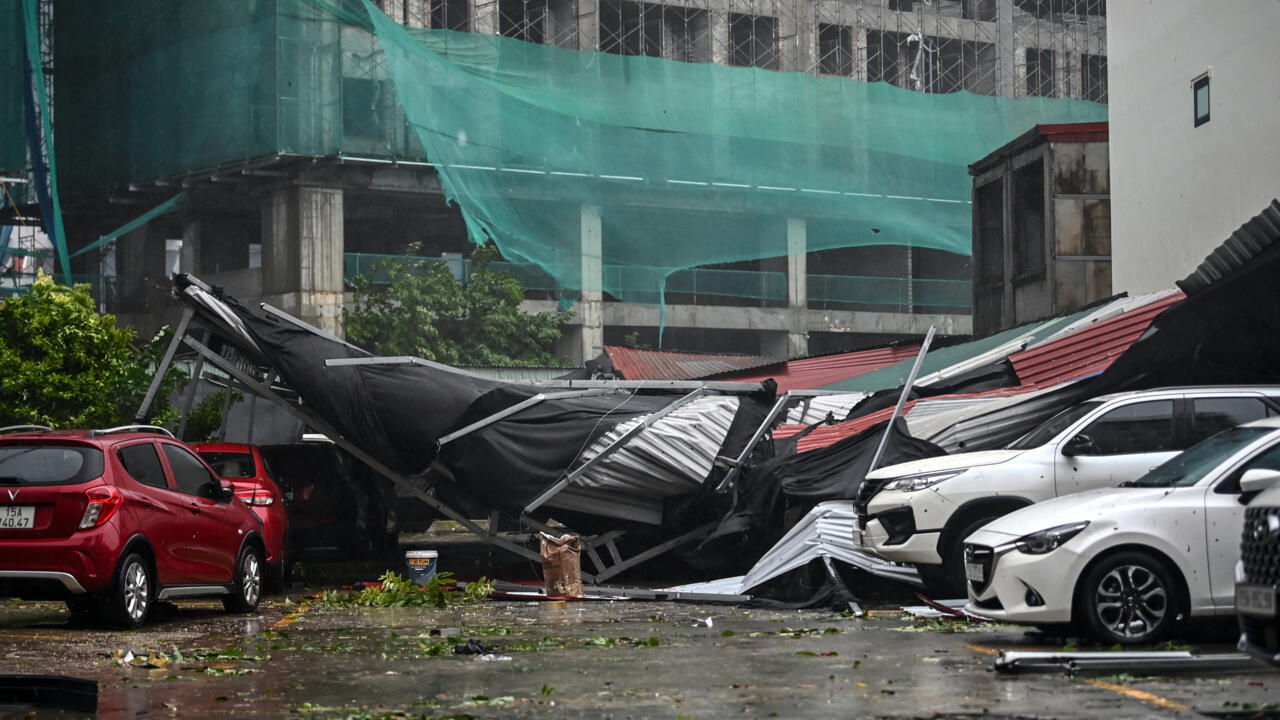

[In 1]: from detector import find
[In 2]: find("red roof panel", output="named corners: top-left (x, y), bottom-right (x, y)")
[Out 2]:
top-left (605, 346), bottom-right (769, 381)
top-left (715, 344), bottom-right (923, 392)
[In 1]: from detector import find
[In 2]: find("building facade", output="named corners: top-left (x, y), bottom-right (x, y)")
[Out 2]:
top-left (8, 0), bottom-right (1107, 365)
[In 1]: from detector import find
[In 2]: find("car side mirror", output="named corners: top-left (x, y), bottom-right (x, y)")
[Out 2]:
top-left (214, 481), bottom-right (235, 501)
top-left (1062, 434), bottom-right (1097, 457)
top-left (1240, 468), bottom-right (1280, 494)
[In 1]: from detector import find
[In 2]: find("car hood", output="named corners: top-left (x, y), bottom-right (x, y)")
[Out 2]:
top-left (866, 449), bottom-right (1024, 480)
top-left (971, 486), bottom-right (1184, 539)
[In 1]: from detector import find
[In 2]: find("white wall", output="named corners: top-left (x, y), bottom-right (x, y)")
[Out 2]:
top-left (1108, 1), bottom-right (1280, 294)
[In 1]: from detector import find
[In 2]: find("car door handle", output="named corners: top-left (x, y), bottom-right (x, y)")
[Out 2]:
top-left (187, 503), bottom-right (201, 514)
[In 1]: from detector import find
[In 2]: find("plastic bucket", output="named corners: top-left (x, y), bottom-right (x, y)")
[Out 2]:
top-left (405, 550), bottom-right (438, 585)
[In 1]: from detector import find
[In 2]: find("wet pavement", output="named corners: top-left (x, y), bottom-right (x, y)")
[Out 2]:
top-left (1, 588), bottom-right (1278, 719)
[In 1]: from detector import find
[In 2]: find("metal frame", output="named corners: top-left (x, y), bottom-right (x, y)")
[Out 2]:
top-left (437, 388), bottom-right (624, 448)
top-left (868, 324), bottom-right (936, 473)
top-left (715, 390), bottom-right (792, 493)
top-left (142, 288), bottom-right (728, 584)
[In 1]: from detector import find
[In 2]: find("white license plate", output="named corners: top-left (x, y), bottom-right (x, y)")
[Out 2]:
top-left (1237, 583), bottom-right (1277, 618)
top-left (0, 505), bottom-right (35, 529)
top-left (965, 561), bottom-right (985, 583)
top-left (852, 529), bottom-right (864, 546)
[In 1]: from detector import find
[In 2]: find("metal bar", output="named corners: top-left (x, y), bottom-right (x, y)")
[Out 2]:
top-left (323, 355), bottom-right (491, 379)
top-left (591, 522), bottom-right (717, 583)
top-left (181, 336), bottom-right (544, 565)
top-left (526, 378), bottom-right (764, 391)
top-left (715, 391), bottom-right (792, 493)
top-left (135, 306), bottom-right (193, 422)
top-left (260, 303), bottom-right (365, 354)
top-left (868, 325), bottom-right (936, 474)
top-left (437, 388), bottom-right (621, 448)
top-left (994, 651), bottom-right (1260, 675)
top-left (216, 380), bottom-right (234, 440)
top-left (524, 388), bottom-right (706, 513)
top-left (175, 340), bottom-right (206, 440)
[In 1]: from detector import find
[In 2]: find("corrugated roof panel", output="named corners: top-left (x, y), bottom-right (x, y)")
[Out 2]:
top-left (1008, 290), bottom-right (1183, 387)
top-left (605, 346), bottom-right (768, 381)
top-left (1178, 199), bottom-right (1280, 295)
top-left (716, 345), bottom-right (923, 391)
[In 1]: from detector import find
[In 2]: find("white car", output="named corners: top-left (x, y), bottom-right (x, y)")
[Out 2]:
top-left (962, 417), bottom-right (1280, 644)
top-left (859, 386), bottom-right (1280, 595)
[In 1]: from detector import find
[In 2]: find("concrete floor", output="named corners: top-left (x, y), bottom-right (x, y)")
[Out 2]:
top-left (1, 589), bottom-right (1278, 719)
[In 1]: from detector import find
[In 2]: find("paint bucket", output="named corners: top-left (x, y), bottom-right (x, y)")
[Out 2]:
top-left (405, 550), bottom-right (438, 585)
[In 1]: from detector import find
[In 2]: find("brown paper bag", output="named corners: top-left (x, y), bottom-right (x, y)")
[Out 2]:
top-left (540, 533), bottom-right (583, 598)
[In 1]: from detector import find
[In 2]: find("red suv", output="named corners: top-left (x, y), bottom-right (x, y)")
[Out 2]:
top-left (0, 425), bottom-right (265, 628)
top-left (191, 442), bottom-right (287, 589)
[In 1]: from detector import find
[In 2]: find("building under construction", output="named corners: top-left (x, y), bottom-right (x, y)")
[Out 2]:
top-left (1, 0), bottom-right (1106, 363)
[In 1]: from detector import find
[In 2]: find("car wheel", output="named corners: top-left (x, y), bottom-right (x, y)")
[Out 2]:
top-left (931, 514), bottom-right (1002, 599)
top-left (223, 545), bottom-right (263, 613)
top-left (105, 553), bottom-right (152, 629)
top-left (1077, 550), bottom-right (1179, 645)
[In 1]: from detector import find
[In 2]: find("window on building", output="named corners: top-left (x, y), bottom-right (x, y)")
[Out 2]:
top-left (1083, 53), bottom-right (1107, 103)
top-left (866, 30), bottom-right (911, 89)
top-left (499, 0), bottom-right (547, 43)
top-left (600, 0), bottom-right (663, 57)
top-left (963, 0), bottom-right (998, 21)
top-left (431, 0), bottom-right (470, 31)
top-left (974, 180), bottom-right (1004, 287)
top-left (1193, 73), bottom-right (1211, 127)
top-left (817, 24), bottom-right (853, 77)
top-left (728, 13), bottom-right (778, 70)
top-left (1012, 159), bottom-right (1045, 278)
top-left (662, 7), bottom-right (710, 63)
top-left (1026, 48), bottom-right (1054, 97)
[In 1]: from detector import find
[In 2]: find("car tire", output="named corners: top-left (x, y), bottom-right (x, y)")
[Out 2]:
top-left (105, 553), bottom-right (152, 629)
top-left (931, 514), bottom-right (1002, 599)
top-left (223, 545), bottom-right (263, 613)
top-left (1077, 550), bottom-right (1180, 645)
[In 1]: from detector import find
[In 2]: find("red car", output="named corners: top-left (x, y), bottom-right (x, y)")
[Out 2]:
top-left (0, 425), bottom-right (265, 628)
top-left (191, 442), bottom-right (288, 589)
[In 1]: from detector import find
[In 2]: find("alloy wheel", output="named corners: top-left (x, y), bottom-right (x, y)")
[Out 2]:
top-left (1094, 563), bottom-right (1167, 640)
top-left (123, 561), bottom-right (149, 622)
top-left (242, 552), bottom-right (261, 607)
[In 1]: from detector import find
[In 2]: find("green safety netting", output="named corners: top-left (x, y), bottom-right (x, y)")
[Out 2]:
top-left (53, 0), bottom-right (1106, 311)
top-left (0, 0), bottom-right (21, 176)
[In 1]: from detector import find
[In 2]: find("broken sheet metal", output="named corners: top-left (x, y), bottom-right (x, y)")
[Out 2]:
top-left (572, 395), bottom-right (741, 497)
top-left (783, 393), bottom-right (868, 425)
top-left (994, 650), bottom-right (1262, 675)
top-left (738, 501), bottom-right (920, 593)
top-left (906, 383), bottom-right (1076, 452)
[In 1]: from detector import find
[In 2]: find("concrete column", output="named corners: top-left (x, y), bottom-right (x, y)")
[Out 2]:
top-left (578, 204), bottom-right (604, 365)
top-left (260, 186), bottom-right (346, 336)
top-left (473, 0), bottom-right (499, 35)
top-left (996, 0), bottom-right (1015, 96)
top-left (180, 216), bottom-right (202, 275)
top-left (576, 0), bottom-right (598, 51)
top-left (384, 0), bottom-right (405, 22)
top-left (785, 217), bottom-right (808, 358)
top-left (711, 11), bottom-right (730, 66)
top-left (406, 0), bottom-right (429, 27)
top-left (118, 224), bottom-right (166, 284)
top-left (854, 26), bottom-right (869, 82)
top-left (778, 0), bottom-right (814, 73)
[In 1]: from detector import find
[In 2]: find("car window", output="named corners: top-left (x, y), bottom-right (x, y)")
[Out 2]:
top-left (1077, 400), bottom-right (1175, 455)
top-left (1133, 425), bottom-right (1274, 488)
top-left (1216, 441), bottom-right (1280, 494)
top-left (117, 443), bottom-right (168, 489)
top-left (1191, 397), bottom-right (1270, 444)
top-left (0, 444), bottom-right (103, 485)
top-left (162, 443), bottom-right (218, 496)
top-left (198, 451), bottom-right (256, 479)
top-left (1007, 401), bottom-right (1103, 450)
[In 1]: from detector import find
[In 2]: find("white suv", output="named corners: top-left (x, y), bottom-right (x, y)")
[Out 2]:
top-left (858, 386), bottom-right (1280, 595)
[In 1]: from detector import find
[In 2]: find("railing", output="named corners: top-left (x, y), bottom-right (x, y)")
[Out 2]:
top-left (342, 253), bottom-right (970, 311)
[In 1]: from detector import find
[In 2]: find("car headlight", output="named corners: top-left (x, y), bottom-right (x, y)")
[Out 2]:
top-left (881, 470), bottom-right (964, 492)
top-left (1013, 521), bottom-right (1089, 554)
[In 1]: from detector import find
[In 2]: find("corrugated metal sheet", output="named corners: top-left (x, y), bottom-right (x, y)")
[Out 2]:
top-left (784, 393), bottom-right (869, 425)
top-left (738, 502), bottom-right (920, 592)
top-left (573, 395), bottom-right (740, 497)
top-left (1178, 199), bottom-right (1280, 295)
top-left (714, 345), bottom-right (922, 391)
top-left (1008, 290), bottom-right (1183, 387)
top-left (605, 346), bottom-right (768, 381)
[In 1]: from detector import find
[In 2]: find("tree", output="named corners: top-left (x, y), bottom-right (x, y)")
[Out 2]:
top-left (345, 243), bottom-right (573, 367)
top-left (0, 274), bottom-right (182, 428)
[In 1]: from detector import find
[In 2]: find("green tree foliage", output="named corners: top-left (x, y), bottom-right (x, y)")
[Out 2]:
top-left (0, 274), bottom-right (182, 428)
top-left (345, 243), bottom-right (572, 366)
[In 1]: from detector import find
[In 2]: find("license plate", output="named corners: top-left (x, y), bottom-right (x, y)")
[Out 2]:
top-left (1236, 583), bottom-right (1277, 618)
top-left (965, 561), bottom-right (985, 583)
top-left (852, 529), bottom-right (864, 546)
top-left (0, 505), bottom-right (35, 529)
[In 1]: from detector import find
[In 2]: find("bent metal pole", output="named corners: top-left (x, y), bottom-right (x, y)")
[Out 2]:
top-left (867, 325), bottom-right (936, 474)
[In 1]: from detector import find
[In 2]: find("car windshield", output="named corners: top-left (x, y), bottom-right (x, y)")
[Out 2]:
top-left (198, 451), bottom-right (256, 479)
top-left (1130, 426), bottom-right (1276, 488)
top-left (1006, 402), bottom-right (1103, 450)
top-left (0, 445), bottom-right (105, 485)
